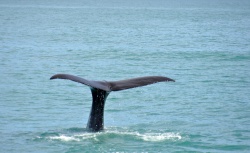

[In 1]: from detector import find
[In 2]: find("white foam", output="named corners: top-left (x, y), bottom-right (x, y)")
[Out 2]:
top-left (49, 135), bottom-right (80, 141)
top-left (138, 132), bottom-right (182, 142)
top-left (43, 130), bottom-right (182, 142)
top-left (47, 133), bottom-right (98, 142)
top-left (104, 130), bottom-right (182, 142)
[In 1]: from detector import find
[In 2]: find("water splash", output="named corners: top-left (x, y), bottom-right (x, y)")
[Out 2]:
top-left (37, 127), bottom-right (182, 142)
top-left (48, 135), bottom-right (80, 141)
top-left (137, 132), bottom-right (182, 142)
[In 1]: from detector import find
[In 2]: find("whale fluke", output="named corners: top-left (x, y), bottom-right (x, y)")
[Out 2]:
top-left (108, 76), bottom-right (175, 91)
top-left (50, 74), bottom-right (111, 91)
top-left (50, 74), bottom-right (174, 91)
top-left (50, 74), bottom-right (175, 131)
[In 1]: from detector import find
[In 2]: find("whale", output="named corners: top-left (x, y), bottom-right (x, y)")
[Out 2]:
top-left (50, 74), bottom-right (175, 132)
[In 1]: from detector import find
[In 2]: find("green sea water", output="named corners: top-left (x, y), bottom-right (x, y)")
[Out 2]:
top-left (1, 0), bottom-right (250, 152)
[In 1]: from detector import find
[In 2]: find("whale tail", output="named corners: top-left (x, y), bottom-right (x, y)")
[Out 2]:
top-left (50, 74), bottom-right (175, 92)
top-left (50, 74), bottom-right (175, 131)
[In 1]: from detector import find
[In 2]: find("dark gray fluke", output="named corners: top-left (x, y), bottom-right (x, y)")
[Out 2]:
top-left (50, 74), bottom-right (175, 91)
top-left (50, 74), bottom-right (175, 131)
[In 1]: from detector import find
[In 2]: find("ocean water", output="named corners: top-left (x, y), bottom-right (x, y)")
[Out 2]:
top-left (1, 0), bottom-right (250, 152)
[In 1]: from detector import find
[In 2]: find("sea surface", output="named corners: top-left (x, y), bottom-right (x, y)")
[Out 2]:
top-left (1, 0), bottom-right (250, 152)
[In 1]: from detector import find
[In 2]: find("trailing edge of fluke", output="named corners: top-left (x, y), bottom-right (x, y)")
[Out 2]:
top-left (50, 74), bottom-right (175, 132)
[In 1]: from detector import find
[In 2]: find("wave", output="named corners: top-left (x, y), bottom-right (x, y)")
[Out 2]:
top-left (35, 127), bottom-right (182, 142)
